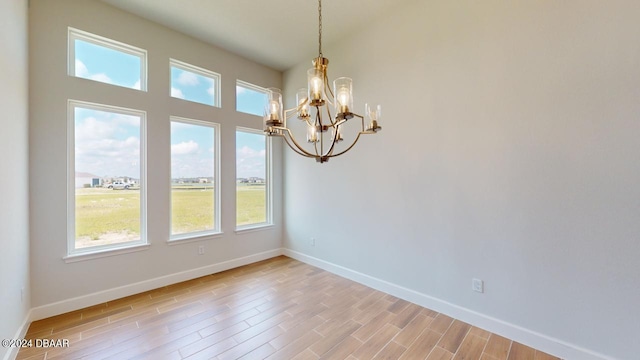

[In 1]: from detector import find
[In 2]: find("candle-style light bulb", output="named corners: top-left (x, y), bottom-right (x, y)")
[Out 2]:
top-left (307, 125), bottom-right (318, 143)
top-left (333, 77), bottom-right (353, 116)
top-left (264, 88), bottom-right (283, 126)
top-left (307, 68), bottom-right (325, 105)
top-left (337, 89), bottom-right (349, 109)
top-left (311, 78), bottom-right (322, 97)
top-left (269, 101), bottom-right (279, 117)
top-left (296, 88), bottom-right (309, 119)
top-left (365, 103), bottom-right (382, 132)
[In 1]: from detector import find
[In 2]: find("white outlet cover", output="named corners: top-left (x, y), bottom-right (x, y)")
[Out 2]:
top-left (472, 278), bottom-right (484, 293)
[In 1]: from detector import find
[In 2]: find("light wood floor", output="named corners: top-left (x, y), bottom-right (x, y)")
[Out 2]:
top-left (18, 256), bottom-right (561, 360)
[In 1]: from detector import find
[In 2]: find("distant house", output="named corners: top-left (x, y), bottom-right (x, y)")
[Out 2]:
top-left (236, 177), bottom-right (265, 184)
top-left (199, 178), bottom-right (209, 184)
top-left (75, 172), bottom-right (101, 188)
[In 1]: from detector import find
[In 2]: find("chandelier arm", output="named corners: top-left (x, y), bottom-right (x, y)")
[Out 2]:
top-left (322, 124), bottom-right (340, 157)
top-left (279, 133), bottom-right (316, 158)
top-left (316, 107), bottom-right (325, 156)
top-left (354, 113), bottom-right (366, 132)
top-left (284, 107), bottom-right (299, 119)
top-left (325, 73), bottom-right (334, 100)
top-left (283, 107), bottom-right (299, 129)
top-left (304, 117), bottom-right (315, 128)
top-left (326, 132), bottom-right (366, 158)
top-left (314, 137), bottom-right (320, 156)
top-left (279, 127), bottom-right (318, 158)
top-left (334, 118), bottom-right (348, 127)
top-left (324, 102), bottom-right (340, 127)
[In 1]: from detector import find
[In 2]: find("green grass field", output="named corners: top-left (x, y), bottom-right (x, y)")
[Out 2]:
top-left (75, 185), bottom-right (265, 246)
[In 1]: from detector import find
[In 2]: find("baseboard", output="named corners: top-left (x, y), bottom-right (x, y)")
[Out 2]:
top-left (29, 248), bottom-right (283, 322)
top-left (2, 309), bottom-right (32, 360)
top-left (283, 249), bottom-right (614, 360)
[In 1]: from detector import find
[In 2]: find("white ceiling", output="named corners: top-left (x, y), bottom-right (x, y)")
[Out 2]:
top-left (101, 0), bottom-right (403, 71)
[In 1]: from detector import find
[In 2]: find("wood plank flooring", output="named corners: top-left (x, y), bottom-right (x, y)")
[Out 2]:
top-left (17, 256), bottom-right (561, 360)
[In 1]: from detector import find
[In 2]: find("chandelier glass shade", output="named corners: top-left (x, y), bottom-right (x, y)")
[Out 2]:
top-left (263, 0), bottom-right (381, 163)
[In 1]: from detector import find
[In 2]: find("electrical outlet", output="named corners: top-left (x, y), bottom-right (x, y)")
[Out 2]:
top-left (198, 245), bottom-right (205, 255)
top-left (310, 237), bottom-right (315, 246)
top-left (472, 278), bottom-right (484, 293)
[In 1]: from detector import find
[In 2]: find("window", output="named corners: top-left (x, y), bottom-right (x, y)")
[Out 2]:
top-left (236, 128), bottom-right (271, 229)
top-left (170, 117), bottom-right (220, 240)
top-left (68, 100), bottom-right (146, 254)
top-left (170, 59), bottom-right (221, 107)
top-left (236, 80), bottom-right (268, 117)
top-left (68, 27), bottom-right (146, 90)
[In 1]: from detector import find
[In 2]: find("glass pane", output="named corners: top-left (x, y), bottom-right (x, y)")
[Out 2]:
top-left (74, 106), bottom-right (141, 249)
top-left (236, 83), bottom-right (268, 116)
top-left (171, 66), bottom-right (218, 107)
top-left (236, 130), bottom-right (267, 226)
top-left (74, 39), bottom-right (142, 90)
top-left (171, 121), bottom-right (216, 235)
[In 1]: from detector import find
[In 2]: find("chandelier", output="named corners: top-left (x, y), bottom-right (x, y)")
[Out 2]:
top-left (263, 0), bottom-right (382, 163)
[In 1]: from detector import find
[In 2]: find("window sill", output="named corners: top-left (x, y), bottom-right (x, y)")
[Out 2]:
top-left (64, 243), bottom-right (150, 263)
top-left (235, 224), bottom-right (274, 234)
top-left (168, 231), bottom-right (224, 245)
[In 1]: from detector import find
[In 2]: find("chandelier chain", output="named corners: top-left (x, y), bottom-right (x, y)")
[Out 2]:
top-left (318, 0), bottom-right (323, 57)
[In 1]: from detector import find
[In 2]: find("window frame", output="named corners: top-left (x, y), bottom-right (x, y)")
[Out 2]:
top-left (68, 27), bottom-right (148, 91)
top-left (235, 127), bottom-right (273, 231)
top-left (170, 58), bottom-right (221, 108)
top-left (66, 100), bottom-right (148, 259)
top-left (169, 116), bottom-right (222, 242)
top-left (236, 80), bottom-right (269, 117)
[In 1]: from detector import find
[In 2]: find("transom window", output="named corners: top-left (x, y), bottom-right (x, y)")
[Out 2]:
top-left (68, 27), bottom-right (146, 91)
top-left (170, 59), bottom-right (221, 107)
top-left (236, 80), bottom-right (268, 117)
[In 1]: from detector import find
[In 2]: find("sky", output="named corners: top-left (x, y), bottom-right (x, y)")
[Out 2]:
top-left (74, 39), bottom-right (267, 180)
top-left (170, 121), bottom-right (214, 179)
top-left (170, 66), bottom-right (216, 106)
top-left (236, 85), bottom-right (267, 117)
top-left (74, 106), bottom-right (141, 179)
top-left (75, 39), bottom-right (141, 89)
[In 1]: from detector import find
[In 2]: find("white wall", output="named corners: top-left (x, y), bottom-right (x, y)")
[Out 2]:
top-left (283, 1), bottom-right (640, 359)
top-left (0, 1), bottom-right (30, 359)
top-left (29, 0), bottom-right (282, 312)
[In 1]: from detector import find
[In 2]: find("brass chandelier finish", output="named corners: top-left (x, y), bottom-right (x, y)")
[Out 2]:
top-left (263, 0), bottom-right (382, 163)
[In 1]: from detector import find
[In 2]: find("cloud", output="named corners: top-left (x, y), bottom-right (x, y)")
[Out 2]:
top-left (236, 85), bottom-right (246, 95)
top-left (74, 111), bottom-right (141, 178)
top-left (75, 59), bottom-right (114, 85)
top-left (177, 71), bottom-right (199, 86)
top-left (207, 83), bottom-right (216, 100)
top-left (236, 146), bottom-right (266, 178)
top-left (132, 80), bottom-right (141, 90)
top-left (171, 142), bottom-right (214, 178)
top-left (75, 59), bottom-right (89, 77)
top-left (237, 146), bottom-right (266, 159)
top-left (89, 73), bottom-right (114, 84)
top-left (75, 135), bottom-right (141, 178)
top-left (171, 87), bottom-right (185, 99)
top-left (75, 116), bottom-right (116, 140)
top-left (171, 140), bottom-right (199, 155)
